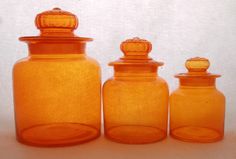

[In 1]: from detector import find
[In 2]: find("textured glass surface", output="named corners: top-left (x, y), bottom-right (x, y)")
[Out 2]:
top-left (103, 38), bottom-right (169, 144)
top-left (170, 57), bottom-right (225, 143)
top-left (13, 8), bottom-right (101, 147)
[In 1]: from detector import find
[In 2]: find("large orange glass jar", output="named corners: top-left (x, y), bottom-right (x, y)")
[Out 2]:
top-left (13, 8), bottom-right (101, 147)
top-left (103, 37), bottom-right (169, 144)
top-left (170, 57), bottom-right (225, 143)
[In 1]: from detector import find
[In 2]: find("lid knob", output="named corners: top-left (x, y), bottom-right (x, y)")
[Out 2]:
top-left (35, 8), bottom-right (78, 36)
top-left (120, 37), bottom-right (152, 56)
top-left (185, 57), bottom-right (210, 72)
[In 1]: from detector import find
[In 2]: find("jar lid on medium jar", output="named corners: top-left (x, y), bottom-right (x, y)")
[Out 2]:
top-left (175, 57), bottom-right (220, 79)
top-left (19, 8), bottom-right (92, 43)
top-left (109, 37), bottom-right (163, 67)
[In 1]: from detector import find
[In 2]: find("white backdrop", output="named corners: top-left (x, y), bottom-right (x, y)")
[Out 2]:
top-left (0, 0), bottom-right (235, 159)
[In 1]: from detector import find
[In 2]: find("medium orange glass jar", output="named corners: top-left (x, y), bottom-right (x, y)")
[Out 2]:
top-left (103, 37), bottom-right (169, 144)
top-left (13, 8), bottom-right (101, 147)
top-left (170, 57), bottom-right (225, 143)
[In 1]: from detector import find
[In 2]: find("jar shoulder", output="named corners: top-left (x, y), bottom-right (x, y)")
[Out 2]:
top-left (12, 56), bottom-right (101, 78)
top-left (156, 76), bottom-right (168, 85)
top-left (84, 56), bottom-right (100, 67)
top-left (13, 55), bottom-right (100, 71)
top-left (170, 87), bottom-right (225, 99)
top-left (103, 76), bottom-right (168, 89)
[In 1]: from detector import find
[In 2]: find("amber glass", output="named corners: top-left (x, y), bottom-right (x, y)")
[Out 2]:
top-left (13, 8), bottom-right (101, 147)
top-left (170, 57), bottom-right (225, 143)
top-left (103, 37), bottom-right (169, 144)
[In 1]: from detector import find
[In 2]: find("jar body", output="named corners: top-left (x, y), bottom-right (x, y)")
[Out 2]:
top-left (170, 86), bottom-right (225, 142)
top-left (13, 54), bottom-right (101, 146)
top-left (103, 75), bottom-right (169, 144)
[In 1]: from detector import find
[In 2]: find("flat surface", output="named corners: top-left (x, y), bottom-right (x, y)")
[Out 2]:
top-left (0, 122), bottom-right (236, 159)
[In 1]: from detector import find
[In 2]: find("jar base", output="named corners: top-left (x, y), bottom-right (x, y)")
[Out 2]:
top-left (17, 123), bottom-right (100, 147)
top-left (105, 125), bottom-right (166, 144)
top-left (171, 126), bottom-right (223, 143)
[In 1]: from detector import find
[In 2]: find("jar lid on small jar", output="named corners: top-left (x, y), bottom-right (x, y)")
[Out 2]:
top-left (109, 37), bottom-right (163, 67)
top-left (19, 8), bottom-right (92, 43)
top-left (175, 57), bottom-right (220, 78)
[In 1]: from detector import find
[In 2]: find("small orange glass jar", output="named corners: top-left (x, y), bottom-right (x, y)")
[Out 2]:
top-left (170, 57), bottom-right (225, 143)
top-left (103, 37), bottom-right (169, 144)
top-left (13, 8), bottom-right (101, 147)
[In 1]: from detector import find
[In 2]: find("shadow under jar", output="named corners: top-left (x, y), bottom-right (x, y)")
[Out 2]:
top-left (170, 57), bottom-right (225, 143)
top-left (13, 8), bottom-right (101, 147)
top-left (103, 37), bottom-right (169, 144)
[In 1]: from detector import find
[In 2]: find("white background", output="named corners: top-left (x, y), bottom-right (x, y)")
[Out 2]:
top-left (0, 0), bottom-right (235, 158)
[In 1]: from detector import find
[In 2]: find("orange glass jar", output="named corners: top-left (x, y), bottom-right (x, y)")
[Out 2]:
top-left (103, 37), bottom-right (169, 144)
top-left (13, 8), bottom-right (101, 147)
top-left (170, 57), bottom-right (225, 143)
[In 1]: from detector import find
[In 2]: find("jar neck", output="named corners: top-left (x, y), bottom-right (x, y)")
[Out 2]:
top-left (113, 65), bottom-right (158, 78)
top-left (28, 42), bottom-right (86, 55)
top-left (179, 78), bottom-right (216, 88)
